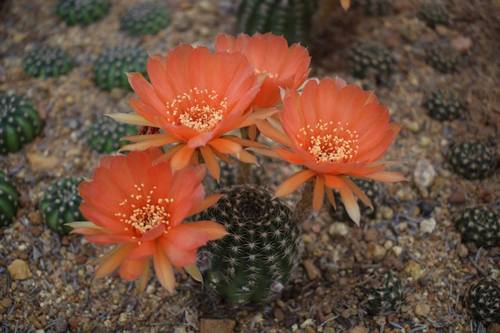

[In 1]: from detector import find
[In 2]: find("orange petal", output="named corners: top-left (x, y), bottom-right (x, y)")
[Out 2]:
top-left (161, 241), bottom-right (197, 267)
top-left (165, 220), bottom-right (228, 250)
top-left (170, 145), bottom-right (195, 171)
top-left (275, 170), bottom-right (315, 197)
top-left (326, 188), bottom-right (336, 209)
top-left (120, 135), bottom-right (177, 152)
top-left (188, 194), bottom-right (222, 216)
top-left (249, 147), bottom-right (280, 158)
top-left (235, 149), bottom-right (257, 164)
top-left (255, 119), bottom-right (292, 146)
top-left (208, 138), bottom-right (242, 155)
top-left (248, 124), bottom-right (258, 141)
top-left (200, 146), bottom-right (220, 181)
top-left (107, 113), bottom-right (156, 127)
top-left (122, 133), bottom-right (172, 143)
top-left (343, 177), bottom-right (372, 209)
top-left (185, 264), bottom-right (203, 283)
top-left (324, 174), bottom-right (347, 189)
top-left (136, 260), bottom-right (151, 293)
top-left (364, 171), bottom-right (406, 182)
top-left (95, 244), bottom-right (134, 278)
top-left (119, 258), bottom-right (148, 281)
top-left (225, 135), bottom-right (267, 149)
top-left (153, 144), bottom-right (183, 165)
top-left (312, 176), bottom-right (325, 212)
top-left (339, 188), bottom-right (360, 225)
top-left (153, 244), bottom-right (176, 292)
top-left (128, 241), bottom-right (156, 260)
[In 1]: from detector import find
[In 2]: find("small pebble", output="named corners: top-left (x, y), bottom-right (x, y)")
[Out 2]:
top-left (349, 326), bottom-right (369, 333)
top-left (303, 259), bottom-right (321, 280)
top-left (380, 206), bottom-right (394, 220)
top-left (405, 260), bottom-right (424, 280)
top-left (420, 218), bottom-right (436, 234)
top-left (457, 244), bottom-right (468, 258)
top-left (200, 319), bottom-right (235, 333)
top-left (328, 222), bottom-right (349, 237)
top-left (415, 303), bottom-right (431, 316)
top-left (8, 259), bottom-right (32, 280)
top-left (367, 243), bottom-right (387, 261)
top-left (414, 158), bottom-right (436, 189)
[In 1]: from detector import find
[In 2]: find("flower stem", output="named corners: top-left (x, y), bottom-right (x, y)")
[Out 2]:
top-left (293, 180), bottom-right (314, 223)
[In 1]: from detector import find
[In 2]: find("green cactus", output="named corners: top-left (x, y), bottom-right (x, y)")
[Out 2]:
top-left (354, 0), bottom-right (391, 16)
top-left (237, 0), bottom-right (318, 44)
top-left (329, 179), bottom-right (379, 220)
top-left (86, 116), bottom-right (137, 153)
top-left (0, 172), bottom-right (20, 227)
top-left (466, 278), bottom-right (500, 325)
top-left (425, 45), bottom-right (460, 74)
top-left (56, 0), bottom-right (110, 26)
top-left (364, 270), bottom-right (403, 315)
top-left (348, 42), bottom-right (395, 85)
top-left (40, 177), bottom-right (84, 236)
top-left (417, 3), bottom-right (450, 29)
top-left (93, 46), bottom-right (148, 91)
top-left (423, 90), bottom-right (466, 121)
top-left (447, 141), bottom-right (496, 180)
top-left (120, 2), bottom-right (170, 37)
top-left (197, 185), bottom-right (299, 305)
top-left (0, 93), bottom-right (43, 155)
top-left (455, 207), bottom-right (499, 248)
top-left (23, 45), bottom-right (74, 79)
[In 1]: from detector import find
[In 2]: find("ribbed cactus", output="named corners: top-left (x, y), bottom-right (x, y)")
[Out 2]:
top-left (23, 45), bottom-right (74, 79)
top-left (86, 116), bottom-right (137, 153)
top-left (120, 2), bottom-right (170, 37)
top-left (447, 141), bottom-right (496, 180)
top-left (0, 92), bottom-right (43, 155)
top-left (237, 0), bottom-right (318, 44)
top-left (455, 207), bottom-right (499, 248)
top-left (56, 0), bottom-right (110, 26)
top-left (466, 278), bottom-right (500, 325)
top-left (348, 42), bottom-right (395, 85)
top-left (39, 177), bottom-right (84, 236)
top-left (197, 185), bottom-right (299, 304)
top-left (0, 172), bottom-right (19, 227)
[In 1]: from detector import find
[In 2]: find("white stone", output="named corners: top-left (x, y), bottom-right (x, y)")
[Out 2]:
top-left (414, 158), bottom-right (436, 189)
top-left (420, 218), bottom-right (436, 234)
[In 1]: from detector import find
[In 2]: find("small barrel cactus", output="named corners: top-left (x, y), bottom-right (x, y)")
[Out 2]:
top-left (417, 3), bottom-right (450, 29)
top-left (425, 45), bottom-right (460, 74)
top-left (197, 185), bottom-right (299, 305)
top-left (455, 207), bottom-right (499, 248)
top-left (466, 278), bottom-right (500, 325)
top-left (423, 90), bottom-right (466, 121)
top-left (364, 270), bottom-right (403, 315)
top-left (0, 93), bottom-right (43, 155)
top-left (56, 0), bottom-right (110, 26)
top-left (93, 46), bottom-right (148, 91)
top-left (0, 172), bottom-right (20, 227)
top-left (120, 2), bottom-right (170, 36)
top-left (348, 43), bottom-right (395, 85)
top-left (236, 0), bottom-right (318, 44)
top-left (329, 179), bottom-right (379, 220)
top-left (86, 116), bottom-right (137, 153)
top-left (447, 141), bottom-right (496, 180)
top-left (354, 0), bottom-right (391, 16)
top-left (40, 177), bottom-right (84, 236)
top-left (23, 45), bottom-right (74, 79)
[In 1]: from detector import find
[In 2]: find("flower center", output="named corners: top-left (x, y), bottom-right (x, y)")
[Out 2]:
top-left (166, 88), bottom-right (228, 132)
top-left (298, 120), bottom-right (360, 164)
top-left (114, 184), bottom-right (174, 234)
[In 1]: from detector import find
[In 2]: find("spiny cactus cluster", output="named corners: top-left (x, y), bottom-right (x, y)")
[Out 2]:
top-left (0, 93), bottom-right (43, 155)
top-left (354, 0), bottom-right (391, 16)
top-left (197, 185), bottom-right (299, 304)
top-left (348, 42), bottom-right (395, 85)
top-left (447, 141), bottom-right (496, 180)
top-left (120, 2), bottom-right (170, 37)
top-left (56, 0), bottom-right (110, 26)
top-left (425, 45), bottom-right (460, 74)
top-left (466, 278), bottom-right (500, 325)
top-left (364, 270), bottom-right (403, 315)
top-left (455, 207), bottom-right (499, 248)
top-left (417, 3), bottom-right (450, 29)
top-left (86, 116), bottom-right (137, 153)
top-left (237, 0), bottom-right (318, 44)
top-left (329, 179), bottom-right (379, 220)
top-left (39, 177), bottom-right (84, 236)
top-left (423, 90), bottom-right (466, 121)
top-left (93, 46), bottom-right (148, 91)
top-left (0, 172), bottom-right (19, 227)
top-left (23, 45), bottom-right (74, 79)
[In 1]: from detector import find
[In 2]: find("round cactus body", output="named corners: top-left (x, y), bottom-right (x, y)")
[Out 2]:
top-left (93, 46), bottom-right (148, 91)
top-left (455, 207), bottom-right (499, 248)
top-left (417, 3), bottom-right (450, 29)
top-left (56, 0), bottom-right (110, 26)
top-left (120, 2), bottom-right (170, 36)
top-left (423, 90), bottom-right (466, 121)
top-left (0, 172), bottom-right (20, 227)
top-left (425, 45), bottom-right (460, 74)
top-left (237, 0), bottom-right (318, 44)
top-left (198, 185), bottom-right (299, 305)
top-left (87, 116), bottom-right (137, 153)
top-left (447, 141), bottom-right (496, 180)
top-left (364, 270), bottom-right (403, 315)
top-left (348, 43), bottom-right (395, 85)
top-left (0, 93), bottom-right (43, 155)
top-left (23, 45), bottom-right (74, 79)
top-left (467, 278), bottom-right (500, 325)
top-left (40, 177), bottom-right (84, 236)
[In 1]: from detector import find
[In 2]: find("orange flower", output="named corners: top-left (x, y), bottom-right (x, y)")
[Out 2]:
top-left (257, 78), bottom-right (404, 224)
top-left (110, 44), bottom-right (274, 180)
top-left (69, 149), bottom-right (227, 292)
top-left (215, 33), bottom-right (311, 108)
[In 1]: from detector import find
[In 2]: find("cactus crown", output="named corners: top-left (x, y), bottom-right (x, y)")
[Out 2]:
top-left (197, 185), bottom-right (299, 304)
top-left (87, 116), bottom-right (137, 153)
top-left (417, 3), bottom-right (450, 29)
top-left (39, 177), bottom-right (84, 236)
top-left (0, 93), bottom-right (43, 155)
top-left (0, 172), bottom-right (20, 227)
top-left (23, 45), bottom-right (74, 79)
top-left (425, 45), bottom-right (460, 74)
top-left (348, 42), bottom-right (395, 85)
top-left (423, 90), bottom-right (466, 121)
top-left (120, 2), bottom-right (170, 36)
top-left (455, 207), bottom-right (499, 248)
top-left (447, 141), bottom-right (496, 180)
top-left (467, 278), bottom-right (500, 324)
top-left (56, 0), bottom-right (110, 26)
top-left (365, 270), bottom-right (403, 315)
top-left (93, 46), bottom-right (148, 91)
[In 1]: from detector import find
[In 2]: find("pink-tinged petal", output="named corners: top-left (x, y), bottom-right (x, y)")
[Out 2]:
top-left (153, 244), bottom-right (176, 292)
top-left (312, 176), bottom-right (325, 212)
top-left (160, 239), bottom-right (197, 267)
top-left (339, 187), bottom-right (360, 225)
top-left (275, 170), bottom-right (315, 197)
top-left (164, 221), bottom-right (228, 251)
top-left (187, 131), bottom-right (215, 148)
top-left (119, 258), bottom-right (148, 281)
top-left (95, 244), bottom-right (134, 278)
top-left (128, 241), bottom-right (156, 260)
top-left (140, 224), bottom-right (166, 242)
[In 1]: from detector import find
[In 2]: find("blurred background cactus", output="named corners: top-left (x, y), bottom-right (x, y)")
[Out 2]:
top-left (0, 172), bottom-right (19, 227)
top-left (364, 270), bottom-right (403, 315)
top-left (417, 3), bottom-right (450, 29)
top-left (425, 45), bottom-right (460, 74)
top-left (56, 0), bottom-right (110, 26)
top-left (23, 45), bottom-right (74, 79)
top-left (120, 2), bottom-right (170, 36)
top-left (348, 42), bottom-right (395, 85)
top-left (86, 116), bottom-right (137, 153)
top-left (466, 278), bottom-right (500, 325)
top-left (447, 141), bottom-right (497, 180)
top-left (455, 207), bottom-right (499, 248)
top-left (423, 90), bottom-right (466, 121)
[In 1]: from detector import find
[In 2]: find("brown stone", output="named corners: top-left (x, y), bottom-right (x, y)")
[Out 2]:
top-left (349, 326), bottom-right (369, 333)
top-left (303, 259), bottom-right (321, 280)
top-left (200, 319), bottom-right (235, 333)
top-left (7, 259), bottom-right (31, 280)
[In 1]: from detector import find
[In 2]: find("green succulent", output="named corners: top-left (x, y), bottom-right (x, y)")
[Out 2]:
top-left (417, 3), bottom-right (450, 29)
top-left (425, 45), bottom-right (460, 74)
top-left (466, 278), bottom-right (500, 325)
top-left (197, 185), bottom-right (299, 305)
top-left (23, 45), bottom-right (74, 79)
top-left (56, 0), bottom-right (110, 26)
top-left (93, 46), bottom-right (148, 91)
top-left (237, 0), bottom-right (318, 44)
top-left (354, 0), bottom-right (391, 16)
top-left (40, 177), bottom-right (84, 236)
top-left (447, 141), bottom-right (496, 180)
top-left (0, 92), bottom-right (43, 155)
top-left (364, 270), bottom-right (403, 315)
top-left (87, 116), bottom-right (137, 153)
top-left (120, 2), bottom-right (170, 36)
top-left (348, 42), bottom-right (395, 85)
top-left (423, 90), bottom-right (466, 121)
top-left (0, 172), bottom-right (20, 227)
top-left (455, 207), bottom-right (499, 248)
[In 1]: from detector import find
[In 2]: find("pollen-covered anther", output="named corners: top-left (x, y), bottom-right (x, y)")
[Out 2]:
top-left (255, 68), bottom-right (278, 79)
top-left (166, 87), bottom-right (228, 132)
